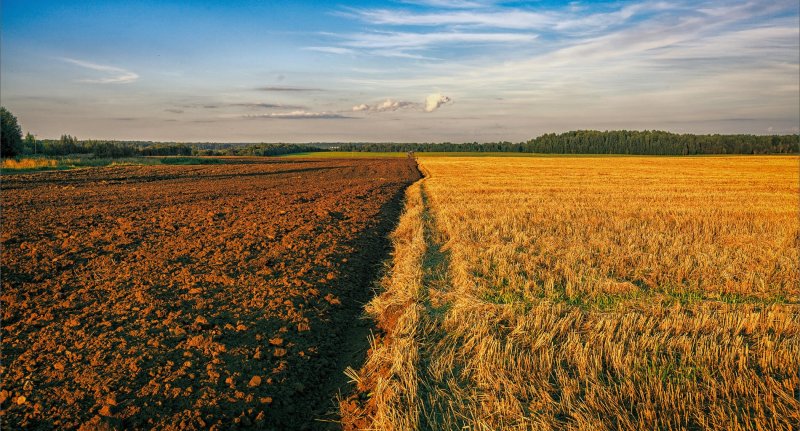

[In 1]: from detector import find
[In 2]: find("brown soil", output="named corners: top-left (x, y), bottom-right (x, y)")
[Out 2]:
top-left (0, 157), bottom-right (420, 430)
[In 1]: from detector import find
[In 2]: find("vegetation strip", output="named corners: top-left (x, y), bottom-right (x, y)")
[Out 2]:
top-left (340, 178), bottom-right (428, 430)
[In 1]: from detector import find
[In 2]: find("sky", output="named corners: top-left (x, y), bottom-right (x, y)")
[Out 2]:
top-left (1, 0), bottom-right (798, 142)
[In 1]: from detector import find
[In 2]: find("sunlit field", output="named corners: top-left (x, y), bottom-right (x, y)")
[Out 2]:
top-left (3, 0), bottom-right (798, 429)
top-left (344, 155), bottom-right (800, 430)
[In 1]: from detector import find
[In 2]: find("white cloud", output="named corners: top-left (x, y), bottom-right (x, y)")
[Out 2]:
top-left (352, 98), bottom-right (417, 112)
top-left (425, 93), bottom-right (452, 112)
top-left (61, 58), bottom-right (139, 84)
top-left (352, 95), bottom-right (452, 113)
top-left (304, 46), bottom-right (356, 55)
top-left (339, 31), bottom-right (538, 50)
top-left (377, 99), bottom-right (406, 111)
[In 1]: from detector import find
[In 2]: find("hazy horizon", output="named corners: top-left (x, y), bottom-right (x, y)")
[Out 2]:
top-left (2, 0), bottom-right (798, 143)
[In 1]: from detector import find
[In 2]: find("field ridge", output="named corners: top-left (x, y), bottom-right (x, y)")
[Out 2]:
top-left (340, 170), bottom-right (429, 430)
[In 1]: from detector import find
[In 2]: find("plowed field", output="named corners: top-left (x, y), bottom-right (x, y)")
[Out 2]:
top-left (0, 157), bottom-right (420, 430)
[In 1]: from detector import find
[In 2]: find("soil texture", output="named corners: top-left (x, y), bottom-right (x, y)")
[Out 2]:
top-left (1, 157), bottom-right (420, 430)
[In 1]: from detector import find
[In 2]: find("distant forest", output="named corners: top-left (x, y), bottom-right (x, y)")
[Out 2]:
top-left (338, 130), bottom-right (799, 155)
top-left (11, 131), bottom-right (800, 159)
top-left (21, 135), bottom-right (323, 157)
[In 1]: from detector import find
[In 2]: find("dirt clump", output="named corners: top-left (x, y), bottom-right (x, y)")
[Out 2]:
top-left (1, 157), bottom-right (420, 430)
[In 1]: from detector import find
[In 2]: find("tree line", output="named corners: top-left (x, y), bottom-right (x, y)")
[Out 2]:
top-left (15, 135), bottom-right (321, 158)
top-left (337, 130), bottom-right (799, 155)
top-left (3, 106), bottom-right (797, 158)
top-left (1, 108), bottom-right (322, 158)
top-left (23, 135), bottom-right (195, 157)
top-left (193, 143), bottom-right (321, 157)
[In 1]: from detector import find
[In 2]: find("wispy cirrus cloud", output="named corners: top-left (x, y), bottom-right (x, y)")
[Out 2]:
top-left (338, 31), bottom-right (537, 49)
top-left (338, 1), bottom-right (679, 32)
top-left (314, 30), bottom-right (537, 58)
top-left (170, 101), bottom-right (309, 112)
top-left (316, 2), bottom-right (678, 59)
top-left (305, 46), bottom-right (357, 55)
top-left (398, 0), bottom-right (496, 8)
top-left (336, 0), bottom-right (798, 92)
top-left (61, 58), bottom-right (139, 84)
top-left (341, 8), bottom-right (555, 30)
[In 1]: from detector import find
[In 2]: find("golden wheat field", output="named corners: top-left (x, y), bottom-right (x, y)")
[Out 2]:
top-left (343, 155), bottom-right (800, 431)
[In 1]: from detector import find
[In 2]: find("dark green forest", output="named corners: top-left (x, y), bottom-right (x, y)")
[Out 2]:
top-left (337, 130), bottom-right (799, 155)
top-left (16, 135), bottom-right (323, 158)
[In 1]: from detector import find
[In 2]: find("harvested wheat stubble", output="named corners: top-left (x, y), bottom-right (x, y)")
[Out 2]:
top-left (343, 156), bottom-right (800, 431)
top-left (0, 157), bottom-right (420, 430)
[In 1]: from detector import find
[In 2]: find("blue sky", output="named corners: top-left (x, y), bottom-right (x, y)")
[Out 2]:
top-left (1, 0), bottom-right (798, 142)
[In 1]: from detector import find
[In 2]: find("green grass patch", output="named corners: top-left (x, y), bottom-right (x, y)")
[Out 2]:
top-left (65, 157), bottom-right (159, 167)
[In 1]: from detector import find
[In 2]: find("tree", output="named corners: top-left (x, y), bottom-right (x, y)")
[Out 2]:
top-left (24, 133), bottom-right (37, 154)
top-left (1, 107), bottom-right (23, 158)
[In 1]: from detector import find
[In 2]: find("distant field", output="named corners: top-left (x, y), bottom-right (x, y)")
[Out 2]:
top-left (343, 155), bottom-right (800, 430)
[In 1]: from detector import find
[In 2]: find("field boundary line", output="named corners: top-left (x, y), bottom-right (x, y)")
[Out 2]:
top-left (339, 175), bottom-right (428, 430)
